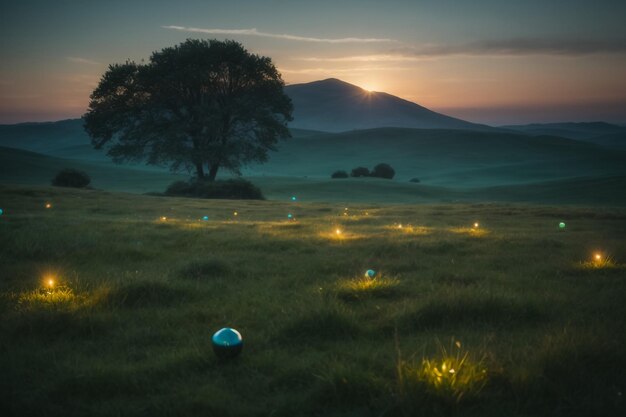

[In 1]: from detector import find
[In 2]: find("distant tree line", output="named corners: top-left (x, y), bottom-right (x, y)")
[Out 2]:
top-left (331, 163), bottom-right (395, 179)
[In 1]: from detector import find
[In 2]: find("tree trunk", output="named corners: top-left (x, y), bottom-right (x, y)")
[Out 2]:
top-left (195, 162), bottom-right (205, 179)
top-left (207, 163), bottom-right (220, 181)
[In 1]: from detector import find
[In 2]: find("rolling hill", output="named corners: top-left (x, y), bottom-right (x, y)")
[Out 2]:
top-left (502, 122), bottom-right (626, 150)
top-left (284, 78), bottom-right (491, 132)
top-left (252, 127), bottom-right (626, 187)
top-left (2, 145), bottom-right (626, 205)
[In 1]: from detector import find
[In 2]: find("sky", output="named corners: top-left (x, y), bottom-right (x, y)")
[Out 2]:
top-left (1, 0), bottom-right (625, 125)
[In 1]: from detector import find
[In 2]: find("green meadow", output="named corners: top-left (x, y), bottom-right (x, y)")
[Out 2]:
top-left (1, 184), bottom-right (625, 416)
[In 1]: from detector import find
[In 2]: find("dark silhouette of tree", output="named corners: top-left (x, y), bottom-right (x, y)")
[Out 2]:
top-left (83, 39), bottom-right (292, 181)
top-left (331, 170), bottom-right (349, 179)
top-left (371, 163), bottom-right (395, 179)
top-left (351, 167), bottom-right (370, 177)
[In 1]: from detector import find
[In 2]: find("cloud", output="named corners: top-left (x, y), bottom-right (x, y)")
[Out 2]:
top-left (162, 25), bottom-right (396, 43)
top-left (398, 38), bottom-right (626, 57)
top-left (298, 55), bottom-right (425, 63)
top-left (297, 39), bottom-right (626, 62)
top-left (67, 56), bottom-right (101, 65)
top-left (279, 66), bottom-right (412, 74)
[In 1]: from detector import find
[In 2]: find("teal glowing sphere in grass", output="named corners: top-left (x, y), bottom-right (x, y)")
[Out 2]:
top-left (559, 222), bottom-right (566, 229)
top-left (291, 196), bottom-right (297, 201)
top-left (0, 208), bottom-right (3, 216)
top-left (202, 216), bottom-right (209, 221)
top-left (287, 213), bottom-right (293, 219)
top-left (212, 328), bottom-right (243, 359)
top-left (365, 269), bottom-right (377, 278)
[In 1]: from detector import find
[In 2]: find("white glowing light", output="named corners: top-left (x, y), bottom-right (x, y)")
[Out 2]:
top-left (45, 203), bottom-right (52, 209)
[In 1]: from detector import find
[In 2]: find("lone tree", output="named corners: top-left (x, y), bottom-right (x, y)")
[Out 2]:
top-left (83, 39), bottom-right (293, 181)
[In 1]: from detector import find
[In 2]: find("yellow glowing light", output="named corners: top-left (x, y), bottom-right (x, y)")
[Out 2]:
top-left (335, 228), bottom-right (342, 235)
top-left (398, 224), bottom-right (403, 229)
top-left (45, 203), bottom-right (52, 209)
top-left (233, 211), bottom-right (238, 216)
top-left (473, 222), bottom-right (479, 228)
top-left (44, 275), bottom-right (55, 288)
top-left (594, 253), bottom-right (602, 261)
top-left (160, 216), bottom-right (167, 221)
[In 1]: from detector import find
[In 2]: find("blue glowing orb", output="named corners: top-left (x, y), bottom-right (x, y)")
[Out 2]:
top-left (287, 213), bottom-right (293, 219)
top-left (212, 328), bottom-right (243, 359)
top-left (202, 216), bottom-right (209, 221)
top-left (365, 269), bottom-right (377, 278)
top-left (0, 208), bottom-right (3, 216)
top-left (291, 196), bottom-right (297, 201)
top-left (559, 222), bottom-right (566, 229)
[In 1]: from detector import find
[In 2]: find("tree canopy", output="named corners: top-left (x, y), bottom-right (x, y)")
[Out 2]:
top-left (83, 39), bottom-right (293, 180)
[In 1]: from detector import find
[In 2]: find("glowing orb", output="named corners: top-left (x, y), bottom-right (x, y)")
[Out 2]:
top-left (233, 211), bottom-right (238, 217)
top-left (365, 269), bottom-right (377, 278)
top-left (594, 253), bottom-right (603, 261)
top-left (202, 216), bottom-right (209, 221)
top-left (45, 277), bottom-right (55, 288)
top-left (0, 208), bottom-right (3, 216)
top-left (291, 196), bottom-right (297, 201)
top-left (559, 222), bottom-right (566, 229)
top-left (473, 222), bottom-right (479, 228)
top-left (212, 327), bottom-right (243, 359)
top-left (45, 203), bottom-right (52, 209)
top-left (287, 213), bottom-right (293, 219)
top-left (335, 228), bottom-right (342, 235)
top-left (398, 224), bottom-right (403, 229)
top-left (160, 216), bottom-right (167, 221)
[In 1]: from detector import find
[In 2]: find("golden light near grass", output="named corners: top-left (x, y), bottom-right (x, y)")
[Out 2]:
top-left (449, 226), bottom-right (489, 237)
top-left (160, 216), bottom-right (167, 221)
top-left (473, 222), bottom-right (480, 229)
top-left (398, 340), bottom-right (488, 404)
top-left (45, 202), bottom-right (52, 209)
top-left (45, 275), bottom-right (55, 289)
top-left (233, 211), bottom-right (238, 217)
top-left (579, 251), bottom-right (618, 270)
top-left (335, 274), bottom-right (400, 299)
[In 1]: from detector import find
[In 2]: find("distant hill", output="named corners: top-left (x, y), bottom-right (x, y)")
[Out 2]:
top-left (2, 145), bottom-right (626, 206)
top-left (253, 127), bottom-right (626, 187)
top-left (501, 122), bottom-right (626, 139)
top-left (284, 78), bottom-right (491, 132)
top-left (2, 120), bottom-right (626, 189)
top-left (0, 119), bottom-right (324, 162)
top-left (502, 122), bottom-right (626, 150)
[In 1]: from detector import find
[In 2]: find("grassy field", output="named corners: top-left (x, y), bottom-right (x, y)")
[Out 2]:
top-left (1, 185), bottom-right (625, 416)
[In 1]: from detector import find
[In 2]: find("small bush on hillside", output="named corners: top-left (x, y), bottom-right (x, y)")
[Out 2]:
top-left (350, 167), bottom-right (370, 177)
top-left (51, 168), bottom-right (91, 188)
top-left (165, 178), bottom-right (264, 200)
top-left (370, 163), bottom-right (395, 179)
top-left (331, 170), bottom-right (349, 179)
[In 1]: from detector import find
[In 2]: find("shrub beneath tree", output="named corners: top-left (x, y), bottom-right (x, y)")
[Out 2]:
top-left (52, 168), bottom-right (91, 188)
top-left (165, 178), bottom-right (264, 200)
top-left (331, 170), bottom-right (349, 179)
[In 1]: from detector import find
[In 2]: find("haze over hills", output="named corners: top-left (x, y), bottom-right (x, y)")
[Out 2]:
top-left (284, 78), bottom-right (491, 132)
top-left (1, 78), bottom-right (626, 204)
top-left (502, 122), bottom-right (626, 150)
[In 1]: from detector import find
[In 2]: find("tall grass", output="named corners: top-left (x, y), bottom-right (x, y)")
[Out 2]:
top-left (0, 184), bottom-right (625, 416)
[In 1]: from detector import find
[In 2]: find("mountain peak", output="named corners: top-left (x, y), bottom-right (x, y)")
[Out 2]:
top-left (284, 78), bottom-right (489, 132)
